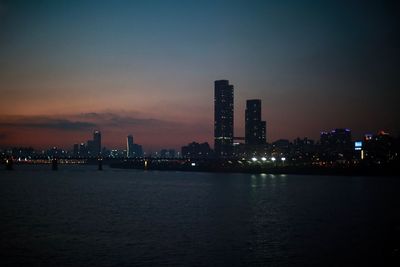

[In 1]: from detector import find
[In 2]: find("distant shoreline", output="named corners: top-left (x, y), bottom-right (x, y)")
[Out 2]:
top-left (3, 159), bottom-right (399, 177)
top-left (109, 161), bottom-right (400, 177)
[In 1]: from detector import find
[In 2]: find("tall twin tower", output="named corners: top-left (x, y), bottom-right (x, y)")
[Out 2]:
top-left (214, 80), bottom-right (266, 158)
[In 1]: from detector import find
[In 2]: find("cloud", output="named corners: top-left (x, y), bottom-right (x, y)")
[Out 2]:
top-left (0, 116), bottom-right (97, 131)
top-left (74, 112), bottom-right (180, 128)
top-left (0, 112), bottom-right (181, 132)
top-left (28, 120), bottom-right (97, 130)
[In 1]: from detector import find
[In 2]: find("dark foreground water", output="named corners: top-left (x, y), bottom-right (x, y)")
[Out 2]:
top-left (1, 165), bottom-right (399, 266)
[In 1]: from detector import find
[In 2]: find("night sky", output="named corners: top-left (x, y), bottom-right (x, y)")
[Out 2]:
top-left (0, 0), bottom-right (399, 151)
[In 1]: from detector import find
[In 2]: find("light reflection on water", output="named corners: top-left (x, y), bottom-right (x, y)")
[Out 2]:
top-left (250, 173), bottom-right (288, 189)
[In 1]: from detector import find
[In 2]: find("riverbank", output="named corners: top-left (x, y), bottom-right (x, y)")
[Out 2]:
top-left (109, 160), bottom-right (400, 177)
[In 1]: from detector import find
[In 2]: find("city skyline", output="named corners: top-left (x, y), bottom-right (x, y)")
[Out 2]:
top-left (0, 76), bottom-right (398, 151)
top-left (1, 0), bottom-right (399, 150)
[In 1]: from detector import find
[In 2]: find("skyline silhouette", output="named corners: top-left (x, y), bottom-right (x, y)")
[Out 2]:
top-left (1, 0), bottom-right (399, 150)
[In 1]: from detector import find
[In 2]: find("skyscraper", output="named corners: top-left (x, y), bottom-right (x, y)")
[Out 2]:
top-left (245, 99), bottom-right (266, 145)
top-left (214, 80), bottom-right (234, 157)
top-left (127, 135), bottom-right (134, 158)
top-left (93, 130), bottom-right (101, 156)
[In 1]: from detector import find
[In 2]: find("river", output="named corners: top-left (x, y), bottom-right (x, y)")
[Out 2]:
top-left (1, 165), bottom-right (399, 266)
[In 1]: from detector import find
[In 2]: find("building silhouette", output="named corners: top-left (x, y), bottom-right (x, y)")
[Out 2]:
top-left (245, 99), bottom-right (266, 145)
top-left (160, 149), bottom-right (176, 158)
top-left (93, 130), bottom-right (101, 156)
top-left (73, 143), bottom-right (79, 156)
top-left (126, 135), bottom-right (143, 158)
top-left (320, 128), bottom-right (352, 161)
top-left (131, 144), bottom-right (143, 157)
top-left (182, 142), bottom-right (212, 159)
top-left (363, 131), bottom-right (397, 164)
top-left (214, 80), bottom-right (234, 157)
top-left (87, 140), bottom-right (94, 155)
top-left (127, 135), bottom-right (134, 158)
top-left (79, 143), bottom-right (87, 156)
top-left (73, 131), bottom-right (101, 157)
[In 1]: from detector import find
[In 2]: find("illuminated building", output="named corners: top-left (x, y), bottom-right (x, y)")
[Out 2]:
top-left (245, 99), bottom-right (266, 145)
top-left (214, 80), bottom-right (234, 157)
top-left (354, 141), bottom-right (364, 160)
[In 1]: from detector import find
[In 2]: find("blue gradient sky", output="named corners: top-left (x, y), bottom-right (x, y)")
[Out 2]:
top-left (0, 0), bottom-right (399, 150)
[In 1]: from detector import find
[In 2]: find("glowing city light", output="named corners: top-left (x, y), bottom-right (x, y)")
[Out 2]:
top-left (271, 157), bottom-right (276, 162)
top-left (261, 157), bottom-right (267, 161)
top-left (251, 157), bottom-right (257, 162)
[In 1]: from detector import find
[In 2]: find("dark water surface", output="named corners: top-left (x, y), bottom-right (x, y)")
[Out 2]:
top-left (1, 165), bottom-right (399, 266)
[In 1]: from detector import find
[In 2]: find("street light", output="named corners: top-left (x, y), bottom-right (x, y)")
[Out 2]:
top-left (251, 157), bottom-right (257, 162)
top-left (261, 157), bottom-right (267, 161)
